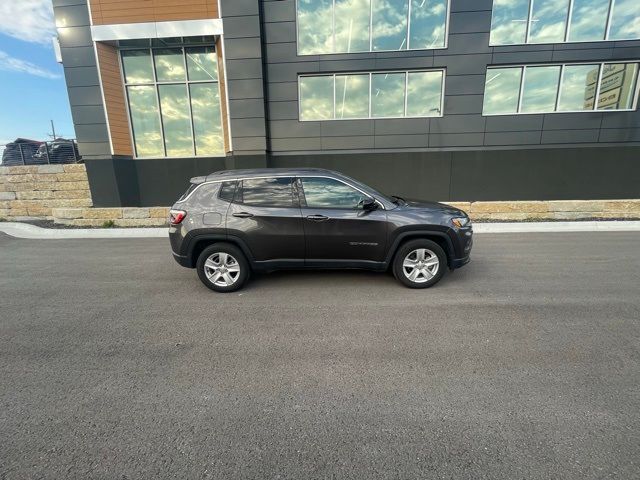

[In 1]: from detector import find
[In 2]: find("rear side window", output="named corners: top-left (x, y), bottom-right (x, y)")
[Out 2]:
top-left (237, 177), bottom-right (295, 207)
top-left (177, 183), bottom-right (198, 202)
top-left (218, 181), bottom-right (237, 202)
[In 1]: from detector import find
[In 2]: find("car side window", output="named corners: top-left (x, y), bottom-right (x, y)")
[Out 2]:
top-left (192, 183), bottom-right (221, 204)
top-left (300, 177), bottom-right (369, 209)
top-left (218, 181), bottom-right (237, 202)
top-left (236, 177), bottom-right (295, 207)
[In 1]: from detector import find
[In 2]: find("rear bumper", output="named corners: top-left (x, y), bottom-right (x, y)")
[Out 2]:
top-left (172, 252), bottom-right (192, 268)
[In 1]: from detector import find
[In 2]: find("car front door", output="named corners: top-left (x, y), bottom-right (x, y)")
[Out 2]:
top-left (226, 177), bottom-right (305, 264)
top-left (298, 176), bottom-right (389, 263)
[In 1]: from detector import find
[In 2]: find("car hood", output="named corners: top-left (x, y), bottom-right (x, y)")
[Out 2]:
top-left (401, 199), bottom-right (467, 216)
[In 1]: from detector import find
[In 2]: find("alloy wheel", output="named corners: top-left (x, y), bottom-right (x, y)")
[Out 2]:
top-left (402, 248), bottom-right (440, 283)
top-left (203, 252), bottom-right (241, 287)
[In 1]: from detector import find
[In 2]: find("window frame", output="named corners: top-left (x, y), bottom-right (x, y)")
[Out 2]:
top-left (295, 0), bottom-right (451, 55)
top-left (177, 174), bottom-right (389, 210)
top-left (119, 41), bottom-right (223, 159)
top-left (298, 176), bottom-right (374, 210)
top-left (489, 0), bottom-right (640, 46)
top-left (298, 69), bottom-right (446, 121)
top-left (482, 60), bottom-right (640, 116)
top-left (233, 177), bottom-right (298, 209)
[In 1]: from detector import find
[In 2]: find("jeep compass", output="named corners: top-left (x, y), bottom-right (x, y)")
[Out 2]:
top-left (169, 168), bottom-right (472, 292)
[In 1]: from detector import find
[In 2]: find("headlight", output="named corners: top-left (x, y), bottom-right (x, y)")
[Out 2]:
top-left (451, 216), bottom-right (470, 228)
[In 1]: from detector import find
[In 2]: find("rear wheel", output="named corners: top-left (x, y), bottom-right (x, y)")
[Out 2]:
top-left (196, 243), bottom-right (249, 292)
top-left (392, 239), bottom-right (447, 289)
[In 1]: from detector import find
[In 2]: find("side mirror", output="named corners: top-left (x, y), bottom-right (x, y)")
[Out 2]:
top-left (361, 197), bottom-right (378, 211)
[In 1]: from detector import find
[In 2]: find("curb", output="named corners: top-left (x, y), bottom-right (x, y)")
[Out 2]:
top-left (473, 221), bottom-right (640, 233)
top-left (1, 221), bottom-right (640, 240)
top-left (0, 222), bottom-right (168, 239)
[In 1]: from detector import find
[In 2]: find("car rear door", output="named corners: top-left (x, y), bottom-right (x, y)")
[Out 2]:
top-left (226, 176), bottom-right (305, 263)
top-left (298, 176), bottom-right (388, 263)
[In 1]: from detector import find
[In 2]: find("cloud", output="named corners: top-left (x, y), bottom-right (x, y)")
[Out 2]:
top-left (0, 50), bottom-right (61, 79)
top-left (0, 0), bottom-right (55, 45)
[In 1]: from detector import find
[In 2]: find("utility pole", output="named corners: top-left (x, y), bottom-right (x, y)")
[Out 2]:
top-left (50, 120), bottom-right (57, 140)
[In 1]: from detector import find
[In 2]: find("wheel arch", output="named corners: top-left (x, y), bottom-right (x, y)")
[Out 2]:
top-left (188, 234), bottom-right (255, 268)
top-left (386, 231), bottom-right (454, 268)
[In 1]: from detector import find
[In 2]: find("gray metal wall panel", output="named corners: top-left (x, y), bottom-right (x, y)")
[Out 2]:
top-left (484, 131), bottom-right (541, 146)
top-left (75, 124), bottom-right (111, 143)
top-left (59, 46), bottom-right (96, 67)
top-left (67, 86), bottom-right (103, 106)
top-left (57, 26), bottom-right (92, 48)
top-left (222, 16), bottom-right (262, 39)
top-left (64, 66), bottom-right (100, 87)
top-left (76, 141), bottom-right (111, 157)
top-left (220, 0), bottom-right (259, 17)
top-left (263, 22), bottom-right (296, 44)
top-left (225, 58), bottom-right (264, 80)
top-left (373, 119), bottom-right (429, 135)
top-left (230, 118), bottom-right (267, 138)
top-left (268, 101), bottom-right (299, 120)
top-left (53, 0), bottom-right (86, 7)
top-left (53, 4), bottom-right (90, 27)
top-left (599, 129), bottom-right (640, 142)
top-left (224, 37), bottom-right (263, 60)
top-left (541, 130), bottom-right (602, 144)
top-left (231, 99), bottom-right (270, 119)
top-left (70, 105), bottom-right (107, 125)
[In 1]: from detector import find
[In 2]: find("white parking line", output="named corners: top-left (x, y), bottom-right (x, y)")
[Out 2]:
top-left (1, 220), bottom-right (639, 240)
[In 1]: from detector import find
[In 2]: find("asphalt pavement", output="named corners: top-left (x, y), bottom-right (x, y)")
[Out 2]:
top-left (1, 232), bottom-right (639, 479)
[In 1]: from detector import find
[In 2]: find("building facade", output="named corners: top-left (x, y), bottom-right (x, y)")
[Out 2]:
top-left (53, 0), bottom-right (640, 207)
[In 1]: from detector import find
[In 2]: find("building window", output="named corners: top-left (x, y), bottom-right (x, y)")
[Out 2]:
top-left (299, 70), bottom-right (444, 121)
top-left (120, 41), bottom-right (224, 158)
top-left (482, 62), bottom-right (640, 115)
top-left (490, 0), bottom-right (640, 45)
top-left (296, 0), bottom-right (449, 54)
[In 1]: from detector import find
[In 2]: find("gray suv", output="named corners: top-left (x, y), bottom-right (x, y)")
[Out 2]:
top-left (169, 168), bottom-right (472, 292)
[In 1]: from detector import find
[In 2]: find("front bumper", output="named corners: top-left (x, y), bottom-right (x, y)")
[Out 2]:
top-left (451, 255), bottom-right (470, 269)
top-left (450, 226), bottom-right (472, 269)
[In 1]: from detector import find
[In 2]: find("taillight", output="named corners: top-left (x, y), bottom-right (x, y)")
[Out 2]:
top-left (169, 209), bottom-right (187, 225)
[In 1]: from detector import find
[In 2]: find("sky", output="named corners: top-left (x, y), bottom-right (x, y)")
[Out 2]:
top-left (0, 0), bottom-right (74, 146)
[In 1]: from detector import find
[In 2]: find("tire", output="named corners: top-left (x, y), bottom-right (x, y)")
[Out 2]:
top-left (392, 239), bottom-right (447, 289)
top-left (196, 243), bottom-right (250, 293)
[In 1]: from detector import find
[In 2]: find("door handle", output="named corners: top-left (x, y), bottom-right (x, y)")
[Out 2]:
top-left (233, 212), bottom-right (254, 218)
top-left (306, 214), bottom-right (329, 222)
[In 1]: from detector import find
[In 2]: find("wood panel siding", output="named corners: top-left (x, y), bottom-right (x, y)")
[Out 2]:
top-left (95, 43), bottom-right (134, 156)
top-left (89, 0), bottom-right (219, 25)
top-left (217, 37), bottom-right (230, 153)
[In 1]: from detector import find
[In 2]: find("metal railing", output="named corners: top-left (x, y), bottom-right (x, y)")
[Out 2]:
top-left (0, 139), bottom-right (81, 166)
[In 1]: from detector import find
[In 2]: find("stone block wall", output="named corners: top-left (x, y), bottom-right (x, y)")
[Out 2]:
top-left (0, 164), bottom-right (92, 219)
top-left (446, 200), bottom-right (640, 221)
top-left (53, 207), bottom-right (169, 227)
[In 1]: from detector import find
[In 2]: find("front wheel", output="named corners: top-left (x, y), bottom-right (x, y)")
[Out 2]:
top-left (196, 243), bottom-right (249, 292)
top-left (392, 239), bottom-right (447, 289)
